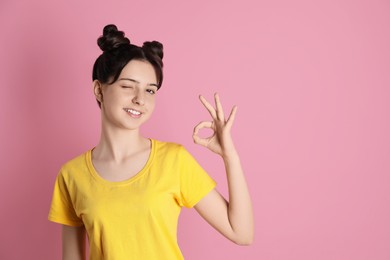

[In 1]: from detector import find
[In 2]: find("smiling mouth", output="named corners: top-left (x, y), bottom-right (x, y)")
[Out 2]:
top-left (124, 108), bottom-right (142, 116)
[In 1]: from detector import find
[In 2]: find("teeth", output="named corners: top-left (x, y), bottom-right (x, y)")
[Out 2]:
top-left (125, 108), bottom-right (141, 115)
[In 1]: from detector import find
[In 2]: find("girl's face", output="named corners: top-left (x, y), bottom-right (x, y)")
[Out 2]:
top-left (96, 59), bottom-right (159, 131)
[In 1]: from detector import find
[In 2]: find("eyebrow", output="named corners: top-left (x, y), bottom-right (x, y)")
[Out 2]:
top-left (119, 78), bottom-right (158, 87)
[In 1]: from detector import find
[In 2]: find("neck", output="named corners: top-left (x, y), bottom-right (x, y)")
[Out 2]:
top-left (93, 121), bottom-right (149, 163)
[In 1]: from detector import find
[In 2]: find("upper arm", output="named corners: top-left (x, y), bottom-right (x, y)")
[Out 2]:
top-left (62, 225), bottom-right (86, 260)
top-left (194, 188), bottom-right (237, 243)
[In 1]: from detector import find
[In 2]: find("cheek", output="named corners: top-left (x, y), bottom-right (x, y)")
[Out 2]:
top-left (149, 101), bottom-right (156, 112)
top-left (147, 97), bottom-right (156, 112)
top-left (106, 92), bottom-right (126, 105)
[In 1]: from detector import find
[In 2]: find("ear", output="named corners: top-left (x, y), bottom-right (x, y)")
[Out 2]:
top-left (93, 80), bottom-right (103, 102)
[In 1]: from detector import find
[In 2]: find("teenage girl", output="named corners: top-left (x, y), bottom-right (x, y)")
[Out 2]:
top-left (49, 24), bottom-right (253, 260)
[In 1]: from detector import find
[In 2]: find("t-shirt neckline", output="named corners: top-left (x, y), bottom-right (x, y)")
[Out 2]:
top-left (86, 139), bottom-right (156, 186)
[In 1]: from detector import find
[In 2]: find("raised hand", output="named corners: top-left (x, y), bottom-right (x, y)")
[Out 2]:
top-left (193, 93), bottom-right (238, 158)
top-left (192, 94), bottom-right (253, 245)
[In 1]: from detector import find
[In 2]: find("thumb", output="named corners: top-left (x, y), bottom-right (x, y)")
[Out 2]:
top-left (193, 121), bottom-right (213, 147)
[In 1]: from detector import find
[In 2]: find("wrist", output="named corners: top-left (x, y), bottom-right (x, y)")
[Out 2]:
top-left (221, 148), bottom-right (239, 162)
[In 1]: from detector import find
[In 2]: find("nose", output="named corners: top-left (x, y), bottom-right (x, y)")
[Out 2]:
top-left (132, 89), bottom-right (145, 106)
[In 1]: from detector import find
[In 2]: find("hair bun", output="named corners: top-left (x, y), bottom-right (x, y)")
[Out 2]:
top-left (142, 41), bottom-right (164, 60)
top-left (97, 24), bottom-right (130, 52)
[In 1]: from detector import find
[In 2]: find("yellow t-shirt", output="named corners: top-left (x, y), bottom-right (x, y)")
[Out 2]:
top-left (48, 140), bottom-right (216, 260)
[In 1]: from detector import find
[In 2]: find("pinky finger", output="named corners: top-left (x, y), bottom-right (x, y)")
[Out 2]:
top-left (226, 106), bottom-right (238, 129)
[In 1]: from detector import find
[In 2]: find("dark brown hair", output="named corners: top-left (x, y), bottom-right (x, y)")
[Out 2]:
top-left (92, 24), bottom-right (164, 107)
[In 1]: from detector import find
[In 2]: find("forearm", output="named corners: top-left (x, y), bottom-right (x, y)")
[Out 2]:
top-left (223, 150), bottom-right (254, 245)
top-left (193, 93), bottom-right (253, 244)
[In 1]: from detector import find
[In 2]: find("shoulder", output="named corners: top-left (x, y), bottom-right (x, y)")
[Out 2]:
top-left (58, 150), bottom-right (91, 180)
top-left (153, 139), bottom-right (184, 153)
top-left (152, 139), bottom-right (197, 162)
top-left (152, 139), bottom-right (193, 162)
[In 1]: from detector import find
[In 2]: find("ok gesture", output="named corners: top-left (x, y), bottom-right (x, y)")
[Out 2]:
top-left (193, 93), bottom-right (238, 158)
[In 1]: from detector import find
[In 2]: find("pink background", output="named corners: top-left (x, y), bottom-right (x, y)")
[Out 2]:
top-left (1, 0), bottom-right (389, 259)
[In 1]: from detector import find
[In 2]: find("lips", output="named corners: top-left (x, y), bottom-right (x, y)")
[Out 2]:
top-left (123, 108), bottom-right (142, 117)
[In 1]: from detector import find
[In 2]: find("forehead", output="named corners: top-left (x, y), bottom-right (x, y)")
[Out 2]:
top-left (119, 60), bottom-right (157, 84)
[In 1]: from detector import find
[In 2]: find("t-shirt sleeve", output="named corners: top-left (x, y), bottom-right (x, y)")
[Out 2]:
top-left (48, 170), bottom-right (84, 226)
top-left (177, 146), bottom-right (217, 208)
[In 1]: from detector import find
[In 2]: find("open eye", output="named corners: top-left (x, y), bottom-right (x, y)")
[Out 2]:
top-left (146, 89), bottom-right (156, 95)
